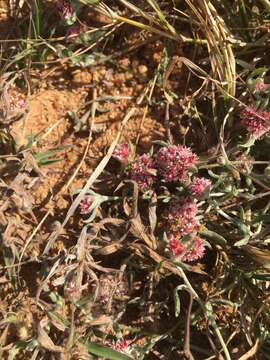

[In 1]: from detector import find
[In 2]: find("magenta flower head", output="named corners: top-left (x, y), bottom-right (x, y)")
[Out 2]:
top-left (130, 154), bottom-right (156, 191)
top-left (80, 195), bottom-right (93, 214)
top-left (166, 197), bottom-right (199, 237)
top-left (166, 197), bottom-right (205, 262)
top-left (254, 80), bottom-right (268, 92)
top-left (169, 236), bottom-right (186, 257)
top-left (113, 143), bottom-right (130, 164)
top-left (156, 145), bottom-right (198, 182)
top-left (66, 24), bottom-right (81, 41)
top-left (57, 0), bottom-right (75, 23)
top-left (169, 235), bottom-right (205, 262)
top-left (113, 339), bottom-right (132, 356)
top-left (182, 237), bottom-right (205, 262)
top-left (189, 177), bottom-right (211, 196)
top-left (240, 106), bottom-right (270, 139)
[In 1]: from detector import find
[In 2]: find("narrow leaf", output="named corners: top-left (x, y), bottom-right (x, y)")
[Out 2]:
top-left (83, 341), bottom-right (134, 360)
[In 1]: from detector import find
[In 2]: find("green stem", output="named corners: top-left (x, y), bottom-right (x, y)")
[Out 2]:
top-left (33, 0), bottom-right (40, 38)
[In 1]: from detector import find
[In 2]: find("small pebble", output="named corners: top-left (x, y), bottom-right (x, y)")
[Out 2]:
top-left (138, 64), bottom-right (148, 75)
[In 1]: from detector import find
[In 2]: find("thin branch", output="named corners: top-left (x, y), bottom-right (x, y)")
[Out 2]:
top-left (183, 293), bottom-right (195, 360)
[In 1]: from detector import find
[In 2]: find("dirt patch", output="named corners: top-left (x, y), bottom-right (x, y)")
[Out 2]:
top-left (9, 59), bottom-right (166, 207)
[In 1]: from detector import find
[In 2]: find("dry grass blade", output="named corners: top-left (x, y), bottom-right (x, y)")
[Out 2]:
top-left (238, 339), bottom-right (260, 360)
top-left (242, 245), bottom-right (270, 269)
top-left (75, 225), bottom-right (88, 299)
top-left (96, 1), bottom-right (206, 44)
top-left (97, 242), bottom-right (123, 255)
top-left (38, 319), bottom-right (65, 353)
top-left (130, 243), bottom-right (205, 276)
top-left (19, 207), bottom-right (52, 262)
top-left (149, 192), bottom-right (157, 235)
top-left (130, 215), bottom-right (156, 249)
top-left (36, 257), bottom-right (62, 301)
top-left (186, 0), bottom-right (236, 96)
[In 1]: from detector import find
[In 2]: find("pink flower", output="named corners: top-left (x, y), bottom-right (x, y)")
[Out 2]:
top-left (166, 197), bottom-right (199, 237)
top-left (189, 177), bottom-right (211, 196)
top-left (17, 96), bottom-right (25, 109)
top-left (169, 235), bottom-right (205, 262)
top-left (113, 143), bottom-right (130, 164)
top-left (156, 145), bottom-right (198, 182)
top-left (169, 237), bottom-right (186, 257)
top-left (57, 0), bottom-right (74, 20)
top-left (130, 154), bottom-right (156, 190)
top-left (166, 197), bottom-right (205, 262)
top-left (255, 81), bottom-right (268, 92)
top-left (113, 339), bottom-right (132, 356)
top-left (182, 237), bottom-right (205, 262)
top-left (80, 195), bottom-right (93, 214)
top-left (240, 106), bottom-right (270, 139)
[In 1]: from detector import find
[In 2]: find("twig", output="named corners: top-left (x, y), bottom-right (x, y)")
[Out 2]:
top-left (177, 266), bottom-right (231, 360)
top-left (165, 101), bottom-right (173, 144)
top-left (183, 293), bottom-right (195, 360)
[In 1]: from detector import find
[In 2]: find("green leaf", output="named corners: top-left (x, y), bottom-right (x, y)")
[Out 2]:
top-left (234, 219), bottom-right (250, 236)
top-left (48, 311), bottom-right (70, 329)
top-left (34, 147), bottom-right (67, 166)
top-left (251, 214), bottom-right (270, 224)
top-left (8, 343), bottom-right (24, 360)
top-left (173, 284), bottom-right (188, 317)
top-left (83, 341), bottom-right (134, 360)
top-left (7, 340), bottom-right (38, 360)
top-left (250, 272), bottom-right (270, 281)
top-left (234, 235), bottom-right (250, 247)
top-left (199, 228), bottom-right (227, 247)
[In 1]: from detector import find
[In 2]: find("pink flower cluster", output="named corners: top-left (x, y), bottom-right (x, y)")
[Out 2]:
top-left (113, 143), bottom-right (130, 164)
top-left (80, 195), bottom-right (93, 214)
top-left (170, 235), bottom-right (205, 262)
top-left (188, 177), bottom-right (211, 196)
top-left (166, 197), bottom-right (205, 262)
top-left (129, 145), bottom-right (212, 198)
top-left (169, 237), bottom-right (185, 256)
top-left (240, 106), bottom-right (270, 139)
top-left (130, 145), bottom-right (200, 191)
top-left (167, 197), bottom-right (199, 236)
top-left (156, 145), bottom-right (198, 182)
top-left (130, 154), bottom-right (156, 191)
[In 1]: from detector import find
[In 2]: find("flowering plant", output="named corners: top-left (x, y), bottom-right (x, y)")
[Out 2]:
top-left (124, 144), bottom-right (212, 262)
top-left (73, 189), bottom-right (119, 223)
